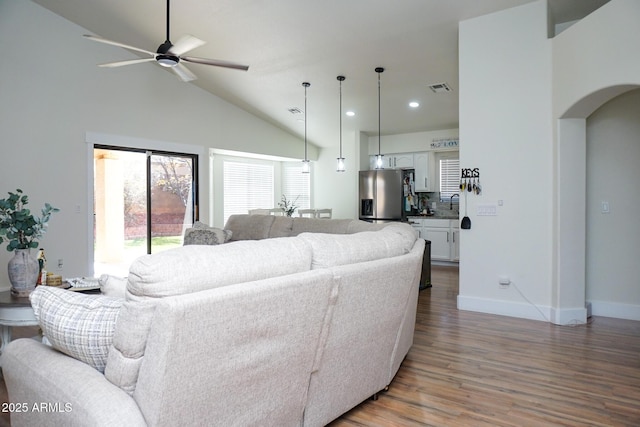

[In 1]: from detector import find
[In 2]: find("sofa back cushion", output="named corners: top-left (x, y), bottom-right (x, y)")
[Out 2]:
top-left (105, 237), bottom-right (313, 394)
top-left (290, 218), bottom-right (353, 235)
top-left (297, 222), bottom-right (418, 270)
top-left (224, 214), bottom-right (276, 241)
top-left (269, 216), bottom-right (294, 238)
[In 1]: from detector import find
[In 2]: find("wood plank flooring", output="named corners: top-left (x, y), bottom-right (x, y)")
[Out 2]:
top-left (1, 266), bottom-right (638, 426)
top-left (330, 265), bottom-right (640, 426)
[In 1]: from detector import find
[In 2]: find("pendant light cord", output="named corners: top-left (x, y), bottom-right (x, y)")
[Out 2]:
top-left (338, 77), bottom-right (344, 158)
top-left (303, 82), bottom-right (310, 162)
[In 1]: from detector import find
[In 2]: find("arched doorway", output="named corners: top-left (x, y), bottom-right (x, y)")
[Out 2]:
top-left (555, 85), bottom-right (640, 324)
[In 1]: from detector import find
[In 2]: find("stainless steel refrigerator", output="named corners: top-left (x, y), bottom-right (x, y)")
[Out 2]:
top-left (359, 170), bottom-right (403, 222)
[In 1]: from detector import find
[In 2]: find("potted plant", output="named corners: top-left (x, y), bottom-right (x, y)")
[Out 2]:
top-left (0, 189), bottom-right (59, 296)
top-left (278, 195), bottom-right (299, 217)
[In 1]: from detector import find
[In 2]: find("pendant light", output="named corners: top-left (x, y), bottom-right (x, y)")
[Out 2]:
top-left (375, 67), bottom-right (384, 169)
top-left (336, 75), bottom-right (346, 172)
top-left (301, 82), bottom-right (310, 174)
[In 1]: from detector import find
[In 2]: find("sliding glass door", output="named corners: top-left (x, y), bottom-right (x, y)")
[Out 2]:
top-left (93, 145), bottom-right (198, 276)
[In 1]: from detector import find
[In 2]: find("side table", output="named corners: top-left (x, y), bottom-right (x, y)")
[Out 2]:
top-left (0, 290), bottom-right (39, 362)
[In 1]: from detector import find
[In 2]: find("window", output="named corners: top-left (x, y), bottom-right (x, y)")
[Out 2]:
top-left (438, 153), bottom-right (460, 201)
top-left (281, 162), bottom-right (310, 213)
top-left (223, 160), bottom-right (274, 224)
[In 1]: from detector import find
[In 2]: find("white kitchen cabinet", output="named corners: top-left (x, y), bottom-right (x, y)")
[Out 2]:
top-left (414, 152), bottom-right (434, 192)
top-left (408, 217), bottom-right (459, 262)
top-left (452, 225), bottom-right (460, 261)
top-left (377, 153), bottom-right (414, 169)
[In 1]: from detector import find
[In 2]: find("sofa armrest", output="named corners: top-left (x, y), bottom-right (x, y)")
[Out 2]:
top-left (2, 339), bottom-right (146, 427)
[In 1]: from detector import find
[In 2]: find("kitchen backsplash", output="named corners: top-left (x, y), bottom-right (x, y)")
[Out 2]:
top-left (415, 192), bottom-right (459, 217)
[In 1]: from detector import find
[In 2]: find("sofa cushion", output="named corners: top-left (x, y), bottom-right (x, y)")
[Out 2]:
top-left (224, 214), bottom-right (276, 241)
top-left (105, 237), bottom-right (313, 394)
top-left (269, 216), bottom-right (294, 238)
top-left (297, 223), bottom-right (417, 269)
top-left (290, 218), bottom-right (353, 235)
top-left (29, 286), bottom-right (124, 373)
top-left (346, 220), bottom-right (387, 234)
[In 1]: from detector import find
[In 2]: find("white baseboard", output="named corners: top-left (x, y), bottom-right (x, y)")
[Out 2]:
top-left (550, 306), bottom-right (588, 325)
top-left (588, 300), bottom-right (640, 321)
top-left (456, 295), bottom-right (640, 324)
top-left (457, 295), bottom-right (550, 322)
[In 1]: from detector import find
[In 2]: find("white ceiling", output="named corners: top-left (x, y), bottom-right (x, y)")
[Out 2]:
top-left (34, 0), bottom-right (609, 149)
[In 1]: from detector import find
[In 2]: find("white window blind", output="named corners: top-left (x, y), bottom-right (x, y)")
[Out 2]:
top-left (281, 163), bottom-right (310, 214)
top-left (223, 161), bottom-right (274, 224)
top-left (439, 157), bottom-right (460, 200)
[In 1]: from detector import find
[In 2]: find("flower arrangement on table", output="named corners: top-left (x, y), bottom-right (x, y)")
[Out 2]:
top-left (278, 195), bottom-right (299, 217)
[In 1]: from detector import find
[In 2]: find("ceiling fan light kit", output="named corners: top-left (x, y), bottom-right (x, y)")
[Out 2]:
top-left (84, 0), bottom-right (248, 82)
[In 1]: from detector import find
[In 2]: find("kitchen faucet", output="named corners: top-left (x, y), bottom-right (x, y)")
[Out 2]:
top-left (450, 193), bottom-right (459, 210)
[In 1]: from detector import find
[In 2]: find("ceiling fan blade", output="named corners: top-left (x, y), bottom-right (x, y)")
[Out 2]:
top-left (171, 63), bottom-right (197, 82)
top-left (169, 35), bottom-right (206, 56)
top-left (99, 58), bottom-right (156, 68)
top-left (83, 34), bottom-right (155, 56)
top-left (181, 56), bottom-right (249, 71)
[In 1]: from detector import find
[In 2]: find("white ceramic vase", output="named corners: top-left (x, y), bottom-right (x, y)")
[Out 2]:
top-left (8, 249), bottom-right (39, 297)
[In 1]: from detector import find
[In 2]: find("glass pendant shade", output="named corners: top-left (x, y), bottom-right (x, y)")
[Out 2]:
top-left (375, 154), bottom-right (384, 169)
top-left (301, 159), bottom-right (310, 174)
top-left (336, 157), bottom-right (345, 172)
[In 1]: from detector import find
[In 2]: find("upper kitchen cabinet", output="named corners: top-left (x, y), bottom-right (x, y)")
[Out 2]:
top-left (369, 153), bottom-right (415, 169)
top-left (414, 152), bottom-right (435, 192)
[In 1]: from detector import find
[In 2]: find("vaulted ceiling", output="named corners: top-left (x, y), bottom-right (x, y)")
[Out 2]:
top-left (34, 0), bottom-right (609, 148)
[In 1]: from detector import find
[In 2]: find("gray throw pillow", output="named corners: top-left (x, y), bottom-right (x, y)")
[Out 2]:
top-left (183, 221), bottom-right (232, 245)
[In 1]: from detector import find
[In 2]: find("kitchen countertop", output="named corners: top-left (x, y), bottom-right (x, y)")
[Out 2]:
top-left (408, 214), bottom-right (459, 220)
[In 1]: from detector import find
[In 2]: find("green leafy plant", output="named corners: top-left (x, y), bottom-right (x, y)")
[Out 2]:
top-left (0, 189), bottom-right (59, 251)
top-left (278, 194), bottom-right (299, 217)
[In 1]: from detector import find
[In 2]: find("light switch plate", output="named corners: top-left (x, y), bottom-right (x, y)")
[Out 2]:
top-left (477, 204), bottom-right (497, 216)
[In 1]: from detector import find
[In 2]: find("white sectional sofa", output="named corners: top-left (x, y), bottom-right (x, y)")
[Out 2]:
top-left (2, 216), bottom-right (424, 427)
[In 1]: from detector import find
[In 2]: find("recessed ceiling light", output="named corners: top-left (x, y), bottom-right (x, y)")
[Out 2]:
top-left (346, 111), bottom-right (355, 117)
top-left (409, 101), bottom-right (420, 108)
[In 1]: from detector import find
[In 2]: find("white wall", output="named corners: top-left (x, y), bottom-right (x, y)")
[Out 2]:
top-left (586, 89), bottom-right (640, 318)
top-left (459, 0), bottom-right (640, 323)
top-left (0, 1), bottom-right (314, 285)
top-left (312, 130), bottom-right (360, 219)
top-left (458, 1), bottom-right (554, 321)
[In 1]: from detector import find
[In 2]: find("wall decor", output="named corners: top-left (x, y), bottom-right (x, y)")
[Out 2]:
top-left (431, 137), bottom-right (459, 149)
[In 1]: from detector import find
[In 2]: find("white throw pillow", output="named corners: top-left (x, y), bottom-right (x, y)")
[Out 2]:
top-left (29, 286), bottom-right (123, 372)
top-left (99, 274), bottom-right (127, 299)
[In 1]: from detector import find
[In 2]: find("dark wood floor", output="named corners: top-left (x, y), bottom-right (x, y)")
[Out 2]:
top-left (2, 266), bottom-right (639, 426)
top-left (331, 265), bottom-right (640, 426)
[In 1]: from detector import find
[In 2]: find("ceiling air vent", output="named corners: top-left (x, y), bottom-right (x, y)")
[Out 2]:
top-left (428, 82), bottom-right (452, 93)
top-left (288, 107), bottom-right (303, 115)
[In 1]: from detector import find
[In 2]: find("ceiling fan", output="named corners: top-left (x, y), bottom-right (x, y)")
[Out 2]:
top-left (83, 0), bottom-right (249, 82)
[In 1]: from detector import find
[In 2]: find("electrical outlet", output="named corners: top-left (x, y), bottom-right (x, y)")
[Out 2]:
top-left (57, 258), bottom-right (64, 271)
top-left (498, 275), bottom-right (510, 288)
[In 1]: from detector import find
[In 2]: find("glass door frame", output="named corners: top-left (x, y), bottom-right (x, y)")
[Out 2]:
top-left (86, 132), bottom-right (203, 276)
